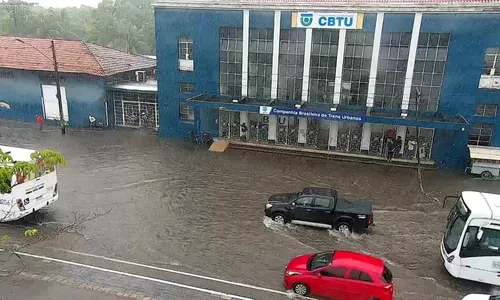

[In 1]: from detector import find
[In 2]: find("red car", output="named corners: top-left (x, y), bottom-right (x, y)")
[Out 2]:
top-left (284, 250), bottom-right (394, 300)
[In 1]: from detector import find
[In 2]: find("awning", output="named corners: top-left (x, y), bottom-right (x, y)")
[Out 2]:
top-left (468, 145), bottom-right (500, 161)
top-left (107, 80), bottom-right (158, 92)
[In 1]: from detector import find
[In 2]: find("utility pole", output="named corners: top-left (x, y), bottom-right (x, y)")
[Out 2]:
top-left (50, 40), bottom-right (66, 134)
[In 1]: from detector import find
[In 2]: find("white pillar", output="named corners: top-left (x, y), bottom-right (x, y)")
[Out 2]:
top-left (333, 30), bottom-right (346, 105)
top-left (361, 123), bottom-right (371, 152)
top-left (270, 11), bottom-right (281, 99)
top-left (268, 115), bottom-right (277, 141)
top-left (366, 13), bottom-right (384, 108)
top-left (298, 118), bottom-right (307, 144)
top-left (329, 121), bottom-right (339, 148)
top-left (301, 28), bottom-right (313, 103)
top-left (397, 125), bottom-right (407, 155)
top-left (240, 111), bottom-right (248, 137)
top-left (401, 13), bottom-right (423, 114)
top-left (241, 10), bottom-right (250, 97)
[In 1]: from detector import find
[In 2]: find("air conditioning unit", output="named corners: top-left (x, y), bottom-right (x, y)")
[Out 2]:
top-left (135, 71), bottom-right (146, 83)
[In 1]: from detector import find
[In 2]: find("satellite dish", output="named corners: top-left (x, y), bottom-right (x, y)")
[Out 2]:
top-left (0, 102), bottom-right (10, 109)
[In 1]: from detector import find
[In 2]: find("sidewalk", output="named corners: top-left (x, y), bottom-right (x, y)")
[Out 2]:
top-left (0, 275), bottom-right (126, 300)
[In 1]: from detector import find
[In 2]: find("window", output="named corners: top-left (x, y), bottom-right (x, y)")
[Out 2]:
top-left (179, 101), bottom-right (194, 121)
top-left (444, 198), bottom-right (470, 253)
top-left (461, 226), bottom-right (500, 258)
top-left (410, 33), bottom-right (450, 112)
top-left (314, 197), bottom-right (332, 209)
top-left (320, 267), bottom-right (347, 278)
top-left (277, 29), bottom-right (306, 101)
top-left (341, 31), bottom-right (374, 107)
top-left (248, 28), bottom-right (273, 98)
top-left (179, 37), bottom-right (193, 60)
top-left (220, 27), bottom-right (243, 97)
top-left (349, 270), bottom-right (373, 282)
top-left (309, 29), bottom-right (339, 104)
top-left (307, 252), bottom-right (334, 271)
top-left (468, 123), bottom-right (493, 146)
top-left (295, 196), bottom-right (313, 207)
top-left (381, 266), bottom-right (393, 284)
top-left (483, 48), bottom-right (500, 76)
top-left (374, 32), bottom-right (411, 110)
top-left (474, 104), bottom-right (497, 117)
top-left (180, 82), bottom-right (194, 93)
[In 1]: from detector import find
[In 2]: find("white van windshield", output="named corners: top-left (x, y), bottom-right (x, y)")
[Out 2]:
top-left (444, 197), bottom-right (470, 254)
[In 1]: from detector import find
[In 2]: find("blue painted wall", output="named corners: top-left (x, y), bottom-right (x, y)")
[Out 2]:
top-left (154, 9), bottom-right (500, 169)
top-left (0, 69), bottom-right (107, 127)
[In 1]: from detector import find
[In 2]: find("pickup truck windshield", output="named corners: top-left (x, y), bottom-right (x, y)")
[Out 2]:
top-left (307, 252), bottom-right (333, 271)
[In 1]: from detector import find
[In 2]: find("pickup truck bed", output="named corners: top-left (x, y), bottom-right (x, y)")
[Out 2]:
top-left (336, 198), bottom-right (373, 215)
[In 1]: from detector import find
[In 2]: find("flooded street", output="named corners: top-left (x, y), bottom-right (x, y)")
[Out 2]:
top-left (1, 121), bottom-right (499, 299)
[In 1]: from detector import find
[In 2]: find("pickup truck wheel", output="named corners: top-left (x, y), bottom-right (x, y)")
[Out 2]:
top-left (272, 213), bottom-right (286, 224)
top-left (481, 171), bottom-right (493, 179)
top-left (336, 222), bottom-right (352, 236)
top-left (292, 282), bottom-right (309, 296)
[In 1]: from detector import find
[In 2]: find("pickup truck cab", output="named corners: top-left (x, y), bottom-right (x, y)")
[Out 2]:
top-left (264, 187), bottom-right (373, 234)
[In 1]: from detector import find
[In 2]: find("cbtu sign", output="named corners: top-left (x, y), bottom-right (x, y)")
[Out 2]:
top-left (292, 12), bottom-right (363, 30)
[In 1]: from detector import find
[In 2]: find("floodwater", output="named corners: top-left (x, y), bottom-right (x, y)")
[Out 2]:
top-left (1, 121), bottom-right (500, 299)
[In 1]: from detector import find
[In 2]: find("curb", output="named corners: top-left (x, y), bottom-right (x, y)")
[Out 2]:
top-left (0, 268), bottom-right (155, 300)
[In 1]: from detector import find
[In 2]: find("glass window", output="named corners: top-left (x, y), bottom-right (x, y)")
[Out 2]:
top-left (309, 29), bottom-right (339, 104)
top-left (410, 33), bottom-right (450, 112)
top-left (179, 82), bottom-right (194, 93)
top-left (248, 29), bottom-right (273, 99)
top-left (349, 270), bottom-right (373, 282)
top-left (179, 37), bottom-right (193, 60)
top-left (295, 196), bottom-right (314, 207)
top-left (321, 267), bottom-right (347, 278)
top-left (220, 28), bottom-right (243, 97)
top-left (314, 197), bottom-right (332, 209)
top-left (474, 104), bottom-right (497, 117)
top-left (483, 48), bottom-right (500, 76)
top-left (179, 101), bottom-right (194, 121)
top-left (468, 123), bottom-right (494, 146)
top-left (278, 29), bottom-right (306, 101)
top-left (444, 198), bottom-right (470, 253)
top-left (461, 226), bottom-right (500, 258)
top-left (381, 266), bottom-right (393, 283)
top-left (341, 31), bottom-right (374, 107)
top-left (307, 252), bottom-right (334, 271)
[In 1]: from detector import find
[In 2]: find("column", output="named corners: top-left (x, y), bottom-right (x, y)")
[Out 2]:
top-left (333, 30), bottom-right (347, 105)
top-left (329, 121), bottom-right (339, 149)
top-left (360, 123), bottom-right (371, 154)
top-left (397, 125), bottom-right (407, 155)
top-left (401, 13), bottom-right (423, 115)
top-left (301, 28), bottom-right (313, 103)
top-left (268, 115), bottom-right (277, 142)
top-left (298, 118), bottom-right (307, 145)
top-left (270, 11), bottom-right (281, 99)
top-left (366, 13), bottom-right (384, 108)
top-left (241, 10), bottom-right (250, 97)
top-left (240, 111), bottom-right (248, 138)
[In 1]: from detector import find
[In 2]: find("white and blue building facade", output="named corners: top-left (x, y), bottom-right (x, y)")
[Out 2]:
top-left (154, 0), bottom-right (500, 169)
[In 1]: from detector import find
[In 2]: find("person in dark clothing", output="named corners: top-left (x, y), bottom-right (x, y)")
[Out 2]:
top-left (386, 138), bottom-right (395, 162)
top-left (394, 136), bottom-right (403, 158)
top-left (240, 123), bottom-right (248, 141)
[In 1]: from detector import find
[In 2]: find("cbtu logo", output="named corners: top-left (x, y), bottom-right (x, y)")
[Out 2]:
top-left (300, 13), bottom-right (313, 27)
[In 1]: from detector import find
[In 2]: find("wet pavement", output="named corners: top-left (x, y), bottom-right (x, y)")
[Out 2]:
top-left (1, 120), bottom-right (499, 300)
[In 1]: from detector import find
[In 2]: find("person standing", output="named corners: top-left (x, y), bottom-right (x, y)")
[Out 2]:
top-left (36, 114), bottom-right (44, 131)
top-left (386, 138), bottom-right (395, 162)
top-left (394, 136), bottom-right (403, 158)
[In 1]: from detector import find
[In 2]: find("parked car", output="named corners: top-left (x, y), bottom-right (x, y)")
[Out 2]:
top-left (264, 187), bottom-right (373, 234)
top-left (284, 250), bottom-right (394, 300)
top-left (462, 295), bottom-right (500, 300)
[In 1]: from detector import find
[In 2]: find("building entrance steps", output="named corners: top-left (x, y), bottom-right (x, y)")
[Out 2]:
top-left (209, 139), bottom-right (231, 152)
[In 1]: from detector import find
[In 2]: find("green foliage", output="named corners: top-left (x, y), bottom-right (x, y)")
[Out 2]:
top-left (0, 167), bottom-right (14, 194)
top-left (1, 235), bottom-right (12, 247)
top-left (0, 0), bottom-right (155, 55)
top-left (0, 149), bottom-right (13, 164)
top-left (30, 149), bottom-right (66, 169)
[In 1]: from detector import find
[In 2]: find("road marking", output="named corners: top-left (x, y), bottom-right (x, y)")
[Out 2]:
top-left (12, 250), bottom-right (255, 300)
top-left (47, 247), bottom-right (292, 296)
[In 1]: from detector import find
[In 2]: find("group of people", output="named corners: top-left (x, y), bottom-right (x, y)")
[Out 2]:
top-left (385, 135), bottom-right (403, 162)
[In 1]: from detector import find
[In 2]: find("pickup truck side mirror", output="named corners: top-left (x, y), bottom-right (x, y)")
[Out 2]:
top-left (443, 195), bottom-right (459, 209)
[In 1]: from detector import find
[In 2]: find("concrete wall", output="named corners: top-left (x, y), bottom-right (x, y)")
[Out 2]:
top-left (0, 69), bottom-right (107, 127)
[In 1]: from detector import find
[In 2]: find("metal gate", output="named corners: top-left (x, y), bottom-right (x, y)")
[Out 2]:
top-left (114, 91), bottom-right (159, 128)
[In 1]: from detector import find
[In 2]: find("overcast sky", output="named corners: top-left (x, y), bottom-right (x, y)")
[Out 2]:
top-left (29, 0), bottom-right (103, 8)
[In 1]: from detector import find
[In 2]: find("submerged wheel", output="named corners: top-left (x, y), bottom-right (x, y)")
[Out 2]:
top-left (292, 282), bottom-right (309, 296)
top-left (336, 222), bottom-right (352, 236)
top-left (481, 171), bottom-right (493, 179)
top-left (272, 213), bottom-right (286, 224)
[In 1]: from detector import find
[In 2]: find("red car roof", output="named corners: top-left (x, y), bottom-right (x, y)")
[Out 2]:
top-left (333, 250), bottom-right (385, 274)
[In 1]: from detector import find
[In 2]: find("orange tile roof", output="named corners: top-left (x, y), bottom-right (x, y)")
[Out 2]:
top-left (0, 36), bottom-right (156, 77)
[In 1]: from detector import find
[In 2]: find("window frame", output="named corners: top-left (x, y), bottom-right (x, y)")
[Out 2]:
top-left (313, 197), bottom-right (332, 209)
top-left (474, 103), bottom-right (497, 117)
top-left (179, 82), bottom-right (195, 94)
top-left (319, 267), bottom-right (347, 279)
top-left (483, 48), bottom-right (500, 76)
top-left (294, 196), bottom-right (314, 207)
top-left (348, 269), bottom-right (373, 282)
top-left (178, 37), bottom-right (193, 61)
top-left (468, 123), bottom-right (494, 147)
top-left (179, 101), bottom-right (195, 121)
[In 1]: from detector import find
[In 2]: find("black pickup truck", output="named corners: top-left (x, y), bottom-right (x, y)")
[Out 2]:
top-left (264, 187), bottom-right (373, 234)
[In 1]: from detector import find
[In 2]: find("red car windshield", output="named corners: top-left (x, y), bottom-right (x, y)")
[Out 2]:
top-left (307, 252), bottom-right (333, 271)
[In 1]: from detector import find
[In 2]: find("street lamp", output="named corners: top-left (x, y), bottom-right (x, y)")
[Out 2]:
top-left (15, 38), bottom-right (66, 134)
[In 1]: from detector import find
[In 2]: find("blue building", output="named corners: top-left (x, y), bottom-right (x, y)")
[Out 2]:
top-left (153, 0), bottom-right (500, 169)
top-left (0, 36), bottom-right (157, 128)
